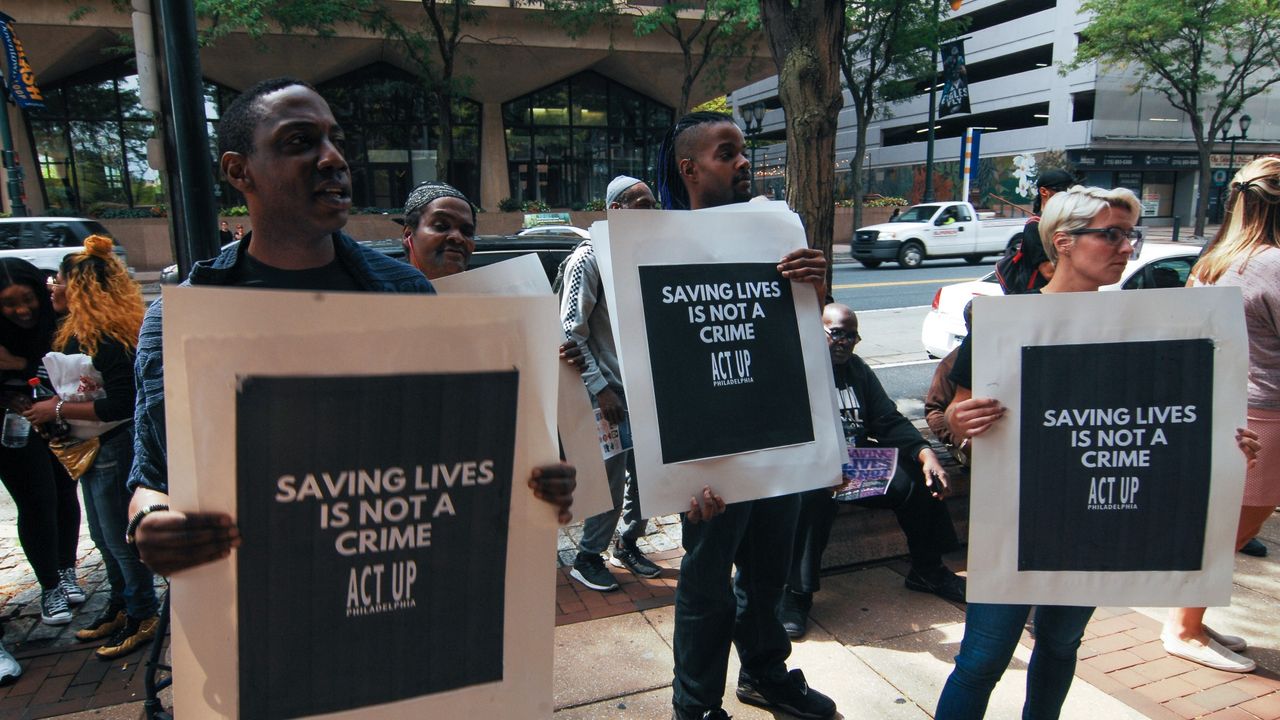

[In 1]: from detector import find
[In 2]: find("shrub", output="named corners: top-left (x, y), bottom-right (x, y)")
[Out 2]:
top-left (498, 197), bottom-right (522, 212)
top-left (584, 199), bottom-right (606, 212)
top-left (521, 199), bottom-right (550, 213)
top-left (222, 205), bottom-right (249, 217)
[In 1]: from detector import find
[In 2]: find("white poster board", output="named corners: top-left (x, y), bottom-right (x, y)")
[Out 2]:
top-left (594, 206), bottom-right (843, 517)
top-left (431, 254), bottom-right (612, 518)
top-left (968, 287), bottom-right (1248, 607)
top-left (163, 286), bottom-right (560, 719)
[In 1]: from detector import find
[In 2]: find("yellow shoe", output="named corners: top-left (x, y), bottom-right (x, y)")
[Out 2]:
top-left (76, 607), bottom-right (126, 642)
top-left (95, 615), bottom-right (159, 660)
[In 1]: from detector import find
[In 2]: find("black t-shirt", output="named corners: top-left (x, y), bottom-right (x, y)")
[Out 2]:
top-left (948, 289), bottom-right (1042, 389)
top-left (233, 251), bottom-right (362, 292)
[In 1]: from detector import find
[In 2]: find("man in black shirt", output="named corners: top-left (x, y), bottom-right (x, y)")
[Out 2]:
top-left (780, 304), bottom-right (963, 639)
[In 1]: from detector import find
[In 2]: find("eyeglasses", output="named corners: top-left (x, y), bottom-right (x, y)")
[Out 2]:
top-left (826, 328), bottom-right (860, 344)
top-left (45, 277), bottom-right (62, 290)
top-left (1068, 226), bottom-right (1143, 245)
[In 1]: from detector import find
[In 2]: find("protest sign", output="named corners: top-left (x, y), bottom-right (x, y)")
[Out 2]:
top-left (163, 287), bottom-right (560, 719)
top-left (432, 253), bottom-right (613, 517)
top-left (593, 206), bottom-right (843, 516)
top-left (834, 447), bottom-right (898, 502)
top-left (968, 287), bottom-right (1248, 607)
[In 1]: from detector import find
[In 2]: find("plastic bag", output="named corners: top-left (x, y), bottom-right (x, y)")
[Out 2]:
top-left (42, 352), bottom-right (126, 440)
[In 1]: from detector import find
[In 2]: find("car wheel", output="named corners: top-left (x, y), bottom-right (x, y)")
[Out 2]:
top-left (897, 242), bottom-right (924, 268)
top-left (964, 255), bottom-right (984, 264)
top-left (858, 260), bottom-right (882, 269)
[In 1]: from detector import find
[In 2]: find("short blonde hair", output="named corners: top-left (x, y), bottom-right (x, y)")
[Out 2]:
top-left (1039, 185), bottom-right (1141, 263)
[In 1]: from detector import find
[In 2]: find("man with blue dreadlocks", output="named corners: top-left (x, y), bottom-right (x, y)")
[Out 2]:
top-left (659, 111), bottom-right (836, 720)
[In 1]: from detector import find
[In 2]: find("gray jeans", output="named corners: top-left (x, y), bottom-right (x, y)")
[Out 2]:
top-left (578, 391), bottom-right (644, 555)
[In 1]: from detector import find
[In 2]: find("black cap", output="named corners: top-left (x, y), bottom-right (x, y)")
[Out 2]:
top-left (1036, 168), bottom-right (1075, 191)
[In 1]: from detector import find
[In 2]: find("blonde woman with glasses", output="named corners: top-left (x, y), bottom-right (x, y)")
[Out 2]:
top-left (1161, 156), bottom-right (1280, 674)
top-left (938, 185), bottom-right (1259, 718)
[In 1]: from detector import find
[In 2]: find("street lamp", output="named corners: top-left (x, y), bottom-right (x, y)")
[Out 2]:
top-left (742, 101), bottom-right (766, 195)
top-left (1218, 113), bottom-right (1252, 221)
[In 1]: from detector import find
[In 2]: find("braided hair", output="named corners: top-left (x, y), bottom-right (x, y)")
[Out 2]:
top-left (656, 111), bottom-right (737, 210)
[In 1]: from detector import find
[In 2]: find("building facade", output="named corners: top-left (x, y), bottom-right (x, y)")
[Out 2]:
top-left (731, 0), bottom-right (1280, 227)
top-left (5, 0), bottom-right (767, 216)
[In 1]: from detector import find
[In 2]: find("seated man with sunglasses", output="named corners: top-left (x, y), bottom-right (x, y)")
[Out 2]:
top-left (779, 303), bottom-right (965, 638)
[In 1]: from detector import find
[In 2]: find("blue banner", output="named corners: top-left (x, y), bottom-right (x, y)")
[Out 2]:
top-left (938, 39), bottom-right (969, 117)
top-left (0, 12), bottom-right (44, 110)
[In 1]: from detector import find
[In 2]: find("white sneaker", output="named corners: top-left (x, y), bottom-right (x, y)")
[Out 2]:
top-left (59, 568), bottom-right (85, 606)
top-left (1162, 630), bottom-right (1255, 673)
top-left (1204, 625), bottom-right (1247, 652)
top-left (0, 641), bottom-right (20, 685)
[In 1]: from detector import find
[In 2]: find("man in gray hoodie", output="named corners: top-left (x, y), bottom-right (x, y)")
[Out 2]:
top-left (560, 175), bottom-right (661, 591)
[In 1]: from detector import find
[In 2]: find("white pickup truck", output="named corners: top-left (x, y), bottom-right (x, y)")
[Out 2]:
top-left (850, 201), bottom-right (1026, 268)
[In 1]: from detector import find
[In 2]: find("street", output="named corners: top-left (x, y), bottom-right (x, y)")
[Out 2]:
top-left (830, 257), bottom-right (996, 419)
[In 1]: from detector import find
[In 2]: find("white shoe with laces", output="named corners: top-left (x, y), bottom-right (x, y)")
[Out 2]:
top-left (1161, 630), bottom-right (1255, 673)
top-left (0, 640), bottom-right (20, 685)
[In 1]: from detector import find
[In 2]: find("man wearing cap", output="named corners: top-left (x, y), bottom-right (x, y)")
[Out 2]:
top-left (400, 180), bottom-right (477, 280)
top-left (1004, 168), bottom-right (1074, 294)
top-left (561, 176), bottom-right (660, 591)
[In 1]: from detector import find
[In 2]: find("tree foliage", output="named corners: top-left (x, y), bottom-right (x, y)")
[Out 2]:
top-left (839, 0), bottom-right (954, 230)
top-left (537, 0), bottom-right (761, 114)
top-left (1070, 0), bottom-right (1280, 236)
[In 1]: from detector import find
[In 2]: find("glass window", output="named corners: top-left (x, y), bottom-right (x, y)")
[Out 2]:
top-left (502, 71), bottom-right (673, 206)
top-left (317, 63), bottom-right (481, 207)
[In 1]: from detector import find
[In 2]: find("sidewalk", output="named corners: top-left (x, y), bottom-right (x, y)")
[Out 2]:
top-left (0, 486), bottom-right (1274, 719)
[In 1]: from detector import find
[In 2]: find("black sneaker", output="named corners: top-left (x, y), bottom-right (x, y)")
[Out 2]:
top-left (671, 709), bottom-right (731, 720)
top-left (609, 539), bottom-right (662, 578)
top-left (736, 669), bottom-right (835, 720)
top-left (570, 552), bottom-right (619, 592)
top-left (76, 603), bottom-right (127, 642)
top-left (1240, 538), bottom-right (1268, 557)
top-left (904, 566), bottom-right (967, 604)
top-left (778, 590), bottom-right (812, 639)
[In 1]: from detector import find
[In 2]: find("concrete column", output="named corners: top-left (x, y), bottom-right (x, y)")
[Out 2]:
top-left (480, 102), bottom-right (509, 212)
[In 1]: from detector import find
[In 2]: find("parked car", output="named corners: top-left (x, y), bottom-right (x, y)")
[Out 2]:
top-left (852, 201), bottom-right (1025, 269)
top-left (517, 225), bottom-right (590, 240)
top-left (0, 217), bottom-right (130, 276)
top-left (161, 234), bottom-right (583, 285)
top-left (364, 233), bottom-right (584, 282)
top-left (920, 240), bottom-right (1200, 358)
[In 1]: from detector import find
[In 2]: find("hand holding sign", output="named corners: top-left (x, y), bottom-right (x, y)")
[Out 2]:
top-left (686, 486), bottom-right (726, 524)
top-left (777, 248), bottom-right (827, 300)
top-left (528, 463), bottom-right (576, 524)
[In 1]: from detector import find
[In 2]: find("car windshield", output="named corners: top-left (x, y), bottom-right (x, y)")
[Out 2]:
top-left (895, 205), bottom-right (940, 223)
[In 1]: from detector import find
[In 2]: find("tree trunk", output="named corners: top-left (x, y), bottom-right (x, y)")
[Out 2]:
top-left (760, 0), bottom-right (844, 289)
top-left (436, 88), bottom-right (453, 184)
top-left (850, 118), bottom-right (870, 234)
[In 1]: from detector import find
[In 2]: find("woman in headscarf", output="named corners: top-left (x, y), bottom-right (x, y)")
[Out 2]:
top-left (400, 181), bottom-right (476, 280)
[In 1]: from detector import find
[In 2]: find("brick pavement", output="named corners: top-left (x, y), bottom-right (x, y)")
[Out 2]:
top-left (0, 498), bottom-right (1274, 718)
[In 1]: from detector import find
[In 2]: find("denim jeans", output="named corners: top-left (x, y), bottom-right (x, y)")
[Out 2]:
top-left (81, 431), bottom-right (158, 619)
top-left (578, 392), bottom-right (643, 555)
top-left (936, 602), bottom-right (1095, 720)
top-left (672, 493), bottom-right (799, 714)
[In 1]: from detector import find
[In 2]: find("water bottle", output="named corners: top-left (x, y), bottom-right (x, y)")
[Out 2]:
top-left (1, 410), bottom-right (29, 448)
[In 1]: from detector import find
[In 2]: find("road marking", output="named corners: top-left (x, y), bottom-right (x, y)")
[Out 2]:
top-left (831, 277), bottom-right (983, 290)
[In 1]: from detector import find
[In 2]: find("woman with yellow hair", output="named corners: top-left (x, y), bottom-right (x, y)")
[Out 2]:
top-left (1161, 156), bottom-right (1280, 673)
top-left (25, 234), bottom-right (158, 661)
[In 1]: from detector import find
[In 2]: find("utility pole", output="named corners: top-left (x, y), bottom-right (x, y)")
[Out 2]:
top-left (922, 0), bottom-right (940, 203)
top-left (146, 0), bottom-right (220, 280)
